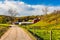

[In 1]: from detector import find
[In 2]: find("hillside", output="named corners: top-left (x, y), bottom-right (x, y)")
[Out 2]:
top-left (22, 11), bottom-right (60, 40)
top-left (28, 11), bottom-right (60, 30)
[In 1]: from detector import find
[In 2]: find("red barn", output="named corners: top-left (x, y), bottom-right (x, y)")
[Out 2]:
top-left (33, 18), bottom-right (40, 23)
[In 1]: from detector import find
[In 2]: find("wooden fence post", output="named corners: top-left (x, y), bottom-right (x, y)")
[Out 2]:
top-left (50, 30), bottom-right (52, 40)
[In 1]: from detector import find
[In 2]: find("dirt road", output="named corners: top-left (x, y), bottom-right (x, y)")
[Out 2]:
top-left (0, 25), bottom-right (34, 40)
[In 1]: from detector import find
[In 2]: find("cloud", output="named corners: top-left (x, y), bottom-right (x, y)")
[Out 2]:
top-left (0, 1), bottom-right (60, 16)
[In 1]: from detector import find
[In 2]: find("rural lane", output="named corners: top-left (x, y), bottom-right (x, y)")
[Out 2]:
top-left (0, 25), bottom-right (34, 40)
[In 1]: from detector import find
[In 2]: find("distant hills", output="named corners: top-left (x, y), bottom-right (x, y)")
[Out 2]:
top-left (30, 11), bottom-right (60, 30)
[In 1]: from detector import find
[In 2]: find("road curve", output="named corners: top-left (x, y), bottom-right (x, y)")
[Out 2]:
top-left (0, 25), bottom-right (33, 40)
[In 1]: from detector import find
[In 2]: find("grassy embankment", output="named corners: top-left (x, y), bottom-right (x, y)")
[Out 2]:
top-left (0, 24), bottom-right (10, 37)
top-left (21, 12), bottom-right (60, 40)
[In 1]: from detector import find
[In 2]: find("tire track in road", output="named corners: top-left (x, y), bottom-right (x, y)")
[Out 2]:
top-left (16, 27), bottom-right (33, 40)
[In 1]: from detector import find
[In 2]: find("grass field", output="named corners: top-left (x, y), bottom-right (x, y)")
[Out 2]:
top-left (9, 12), bottom-right (60, 40)
top-left (29, 29), bottom-right (50, 40)
top-left (0, 24), bottom-right (10, 37)
top-left (30, 21), bottom-right (60, 40)
top-left (29, 29), bottom-right (60, 40)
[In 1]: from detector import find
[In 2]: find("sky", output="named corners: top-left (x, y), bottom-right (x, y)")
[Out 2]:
top-left (0, 0), bottom-right (60, 16)
top-left (20, 0), bottom-right (60, 6)
top-left (0, 0), bottom-right (60, 6)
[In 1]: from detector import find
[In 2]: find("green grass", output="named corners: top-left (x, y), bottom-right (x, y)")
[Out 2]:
top-left (52, 30), bottom-right (60, 40)
top-left (20, 21), bottom-right (60, 40)
top-left (31, 21), bottom-right (49, 27)
top-left (29, 29), bottom-right (60, 40)
top-left (20, 12), bottom-right (60, 40)
top-left (21, 27), bottom-right (37, 40)
top-left (29, 29), bottom-right (50, 40)
top-left (0, 24), bottom-right (10, 37)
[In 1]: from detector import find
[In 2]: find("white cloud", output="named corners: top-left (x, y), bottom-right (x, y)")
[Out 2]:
top-left (0, 1), bottom-right (60, 16)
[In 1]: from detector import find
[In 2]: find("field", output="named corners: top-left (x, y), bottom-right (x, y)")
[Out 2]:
top-left (21, 12), bottom-right (60, 40)
top-left (28, 29), bottom-right (60, 40)
top-left (21, 21), bottom-right (60, 40)
top-left (0, 24), bottom-right (10, 37)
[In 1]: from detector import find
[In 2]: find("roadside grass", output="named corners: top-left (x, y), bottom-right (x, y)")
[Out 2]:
top-left (20, 21), bottom-right (60, 40)
top-left (29, 29), bottom-right (50, 40)
top-left (19, 11), bottom-right (60, 40)
top-left (0, 24), bottom-right (10, 37)
top-left (29, 29), bottom-right (60, 40)
top-left (52, 30), bottom-right (60, 40)
top-left (20, 27), bottom-right (37, 40)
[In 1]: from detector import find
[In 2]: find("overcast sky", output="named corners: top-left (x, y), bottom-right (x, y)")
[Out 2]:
top-left (0, 0), bottom-right (60, 16)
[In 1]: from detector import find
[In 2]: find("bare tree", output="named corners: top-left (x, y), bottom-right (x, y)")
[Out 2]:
top-left (42, 6), bottom-right (49, 15)
top-left (8, 8), bottom-right (18, 24)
